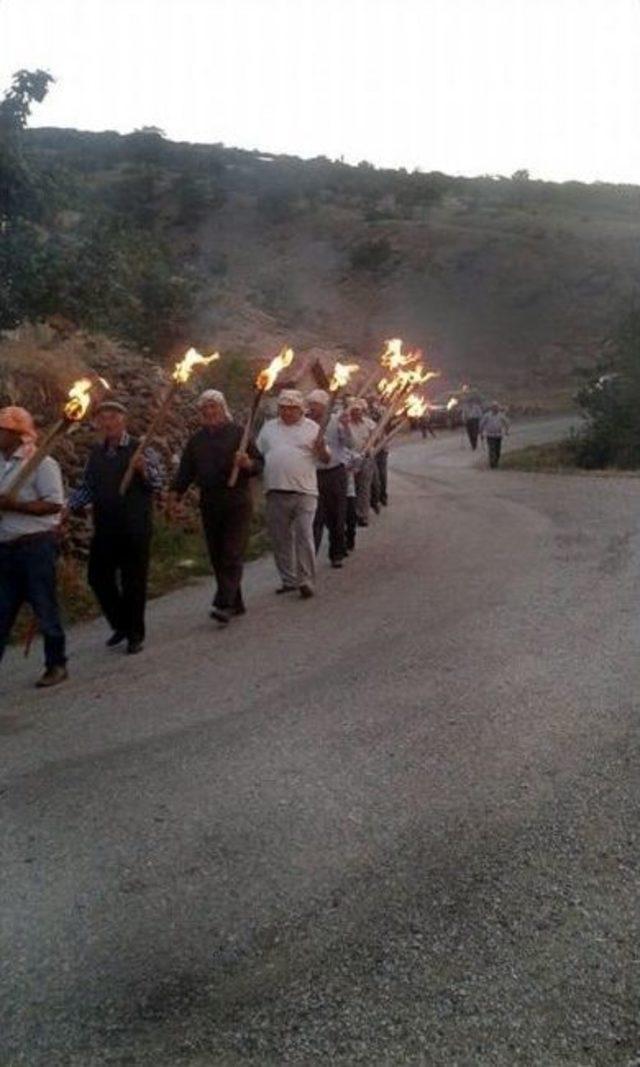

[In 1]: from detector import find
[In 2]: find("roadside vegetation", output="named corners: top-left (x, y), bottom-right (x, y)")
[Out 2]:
top-left (3, 69), bottom-right (640, 394)
top-left (505, 306), bottom-right (640, 474)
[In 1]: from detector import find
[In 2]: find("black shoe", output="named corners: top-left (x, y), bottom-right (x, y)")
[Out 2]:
top-left (35, 665), bottom-right (68, 688)
top-left (275, 585), bottom-right (298, 595)
top-left (127, 639), bottom-right (144, 655)
top-left (233, 604), bottom-right (247, 616)
top-left (371, 503), bottom-right (380, 514)
top-left (106, 630), bottom-right (127, 648)
top-left (210, 607), bottom-right (231, 624)
top-left (331, 559), bottom-right (344, 569)
top-left (299, 584), bottom-right (315, 599)
top-left (380, 498), bottom-right (388, 506)
top-left (356, 518), bottom-right (369, 528)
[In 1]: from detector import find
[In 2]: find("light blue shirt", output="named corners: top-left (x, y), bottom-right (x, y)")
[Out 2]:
top-left (0, 447), bottom-right (64, 542)
top-left (317, 414), bottom-right (354, 470)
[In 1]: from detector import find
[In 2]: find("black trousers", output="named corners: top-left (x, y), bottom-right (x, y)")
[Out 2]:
top-left (346, 497), bottom-right (357, 551)
top-left (314, 465), bottom-right (347, 562)
top-left (201, 491), bottom-right (253, 610)
top-left (88, 528), bottom-right (150, 641)
top-left (487, 436), bottom-right (502, 468)
top-left (466, 418), bottom-right (480, 450)
top-left (375, 450), bottom-right (388, 504)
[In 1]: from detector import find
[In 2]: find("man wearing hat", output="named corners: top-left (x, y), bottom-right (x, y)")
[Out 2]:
top-left (168, 390), bottom-right (263, 624)
top-left (256, 389), bottom-right (329, 598)
top-left (306, 389), bottom-right (352, 568)
top-left (0, 406), bottom-right (68, 687)
top-left (69, 399), bottom-right (164, 654)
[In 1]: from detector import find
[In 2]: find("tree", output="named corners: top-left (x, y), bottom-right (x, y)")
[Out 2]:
top-left (0, 69), bottom-right (54, 222)
top-left (574, 307), bottom-right (640, 468)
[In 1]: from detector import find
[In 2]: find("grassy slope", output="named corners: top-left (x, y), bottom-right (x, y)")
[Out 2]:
top-left (25, 128), bottom-right (640, 401)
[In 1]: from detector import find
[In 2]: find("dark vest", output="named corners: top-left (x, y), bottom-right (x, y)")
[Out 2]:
top-left (86, 437), bottom-right (153, 538)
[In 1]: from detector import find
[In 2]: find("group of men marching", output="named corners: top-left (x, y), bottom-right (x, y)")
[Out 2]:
top-left (0, 384), bottom-right (509, 687)
top-left (0, 386), bottom-right (389, 687)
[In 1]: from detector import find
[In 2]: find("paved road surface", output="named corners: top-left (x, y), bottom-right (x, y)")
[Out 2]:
top-left (2, 418), bottom-right (639, 1065)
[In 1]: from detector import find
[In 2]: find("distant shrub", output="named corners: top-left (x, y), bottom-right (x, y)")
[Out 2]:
top-left (349, 237), bottom-right (395, 274)
top-left (574, 308), bottom-right (640, 468)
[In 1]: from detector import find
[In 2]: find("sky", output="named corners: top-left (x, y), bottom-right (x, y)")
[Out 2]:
top-left (2, 0), bottom-right (640, 184)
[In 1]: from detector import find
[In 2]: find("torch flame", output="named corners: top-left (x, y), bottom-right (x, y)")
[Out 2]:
top-left (256, 346), bottom-right (294, 392)
top-left (447, 397), bottom-right (459, 411)
top-left (380, 338), bottom-right (420, 371)
top-left (405, 393), bottom-right (428, 419)
top-left (329, 361), bottom-right (360, 392)
top-left (64, 378), bottom-right (94, 422)
top-left (172, 347), bottom-right (220, 385)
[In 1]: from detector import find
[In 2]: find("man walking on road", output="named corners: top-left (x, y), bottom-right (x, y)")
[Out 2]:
top-left (347, 399), bottom-right (376, 527)
top-left (0, 406), bottom-right (68, 687)
top-left (69, 400), bottom-right (164, 654)
top-left (462, 396), bottom-right (484, 451)
top-left (257, 389), bottom-right (329, 598)
top-left (168, 390), bottom-right (262, 624)
top-left (307, 389), bottom-right (351, 569)
top-left (480, 402), bottom-right (510, 468)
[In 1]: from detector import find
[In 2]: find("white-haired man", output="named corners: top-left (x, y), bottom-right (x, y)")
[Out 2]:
top-left (168, 390), bottom-right (263, 624)
top-left (256, 389), bottom-right (329, 598)
top-left (306, 389), bottom-right (352, 568)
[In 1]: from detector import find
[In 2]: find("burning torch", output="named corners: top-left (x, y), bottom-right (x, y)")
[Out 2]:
top-left (317, 361), bottom-right (360, 435)
top-left (371, 393), bottom-right (428, 456)
top-left (227, 346), bottom-right (295, 487)
top-left (365, 363), bottom-right (439, 454)
top-left (5, 377), bottom-right (109, 501)
top-left (119, 347), bottom-right (219, 495)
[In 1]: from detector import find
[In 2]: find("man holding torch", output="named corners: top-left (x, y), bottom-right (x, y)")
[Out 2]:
top-left (168, 390), bottom-right (263, 624)
top-left (306, 389), bottom-right (352, 568)
top-left (256, 389), bottom-right (330, 598)
top-left (0, 407), bottom-right (68, 688)
top-left (347, 399), bottom-right (376, 527)
top-left (69, 400), bottom-right (164, 654)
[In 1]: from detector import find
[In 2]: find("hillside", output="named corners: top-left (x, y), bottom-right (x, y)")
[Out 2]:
top-left (10, 126), bottom-right (640, 400)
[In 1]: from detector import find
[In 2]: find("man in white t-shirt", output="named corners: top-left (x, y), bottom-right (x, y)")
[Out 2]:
top-left (0, 406), bottom-right (68, 687)
top-left (480, 402), bottom-right (510, 468)
top-left (255, 389), bottom-right (330, 597)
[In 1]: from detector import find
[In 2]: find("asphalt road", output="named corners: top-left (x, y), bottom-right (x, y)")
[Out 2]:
top-left (2, 417), bottom-right (639, 1066)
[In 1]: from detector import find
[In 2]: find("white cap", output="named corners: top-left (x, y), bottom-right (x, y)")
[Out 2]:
top-left (307, 389), bottom-right (330, 406)
top-left (277, 389), bottom-right (305, 408)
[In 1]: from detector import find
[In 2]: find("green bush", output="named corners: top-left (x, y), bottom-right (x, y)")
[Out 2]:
top-left (574, 308), bottom-right (640, 469)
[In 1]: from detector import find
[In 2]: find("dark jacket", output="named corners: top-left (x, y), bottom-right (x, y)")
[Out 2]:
top-left (84, 437), bottom-right (154, 539)
top-left (171, 423), bottom-right (263, 504)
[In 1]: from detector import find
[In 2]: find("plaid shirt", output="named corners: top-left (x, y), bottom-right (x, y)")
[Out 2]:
top-left (68, 433), bottom-right (165, 509)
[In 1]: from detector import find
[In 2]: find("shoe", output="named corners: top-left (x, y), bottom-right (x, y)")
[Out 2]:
top-left (299, 584), bottom-right (315, 599)
top-left (210, 607), bottom-right (231, 624)
top-left (35, 665), bottom-right (68, 688)
top-left (356, 518), bottom-right (369, 528)
top-left (233, 604), bottom-right (247, 616)
top-left (371, 503), bottom-right (380, 514)
top-left (106, 630), bottom-right (127, 648)
top-left (331, 560), bottom-right (344, 569)
top-left (380, 498), bottom-right (388, 507)
top-left (127, 639), bottom-right (144, 655)
top-left (275, 585), bottom-right (298, 595)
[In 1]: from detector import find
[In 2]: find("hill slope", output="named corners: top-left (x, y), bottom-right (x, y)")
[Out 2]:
top-left (18, 127), bottom-right (640, 395)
